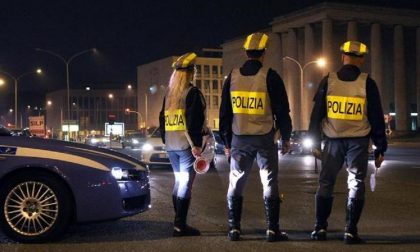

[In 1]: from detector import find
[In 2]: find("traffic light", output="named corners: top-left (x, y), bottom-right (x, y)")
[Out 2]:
top-left (108, 114), bottom-right (116, 125)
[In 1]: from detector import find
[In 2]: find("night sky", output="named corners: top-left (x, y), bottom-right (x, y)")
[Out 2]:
top-left (0, 0), bottom-right (419, 116)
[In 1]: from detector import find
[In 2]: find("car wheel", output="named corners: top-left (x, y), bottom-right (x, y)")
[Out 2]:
top-left (0, 172), bottom-right (72, 243)
top-left (122, 143), bottom-right (125, 149)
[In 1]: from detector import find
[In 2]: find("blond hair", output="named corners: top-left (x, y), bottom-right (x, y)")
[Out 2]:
top-left (166, 70), bottom-right (194, 111)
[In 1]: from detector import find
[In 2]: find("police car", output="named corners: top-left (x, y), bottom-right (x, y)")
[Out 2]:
top-left (0, 125), bottom-right (150, 243)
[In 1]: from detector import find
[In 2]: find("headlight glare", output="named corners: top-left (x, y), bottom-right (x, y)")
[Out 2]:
top-left (111, 167), bottom-right (129, 180)
top-left (302, 138), bottom-right (313, 149)
top-left (132, 139), bottom-right (139, 144)
top-left (142, 143), bottom-right (153, 151)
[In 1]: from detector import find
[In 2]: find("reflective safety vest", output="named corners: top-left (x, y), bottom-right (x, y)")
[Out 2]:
top-left (322, 72), bottom-right (371, 138)
top-left (164, 86), bottom-right (192, 151)
top-left (230, 67), bottom-right (273, 135)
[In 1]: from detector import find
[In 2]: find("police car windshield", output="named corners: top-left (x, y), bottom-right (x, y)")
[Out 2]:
top-left (0, 125), bottom-right (12, 136)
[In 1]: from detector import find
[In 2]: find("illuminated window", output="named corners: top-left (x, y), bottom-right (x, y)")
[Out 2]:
top-left (196, 80), bottom-right (202, 89)
top-left (212, 65), bottom-right (218, 75)
top-left (212, 95), bottom-right (218, 108)
top-left (212, 80), bottom-right (218, 91)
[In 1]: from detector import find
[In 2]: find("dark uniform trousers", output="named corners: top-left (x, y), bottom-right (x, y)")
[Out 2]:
top-left (318, 137), bottom-right (369, 200)
top-left (227, 130), bottom-right (279, 198)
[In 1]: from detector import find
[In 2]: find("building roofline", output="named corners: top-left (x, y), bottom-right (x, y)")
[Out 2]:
top-left (271, 2), bottom-right (420, 31)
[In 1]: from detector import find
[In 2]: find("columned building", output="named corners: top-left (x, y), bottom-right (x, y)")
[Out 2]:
top-left (222, 3), bottom-right (420, 131)
top-left (137, 49), bottom-right (223, 130)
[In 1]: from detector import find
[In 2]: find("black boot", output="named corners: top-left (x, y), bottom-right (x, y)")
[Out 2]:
top-left (227, 196), bottom-right (243, 241)
top-left (173, 197), bottom-right (201, 237)
top-left (344, 198), bottom-right (365, 244)
top-left (264, 197), bottom-right (288, 242)
top-left (311, 195), bottom-right (333, 241)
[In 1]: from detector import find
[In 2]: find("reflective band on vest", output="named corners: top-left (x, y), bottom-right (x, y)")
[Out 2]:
top-left (165, 109), bottom-right (187, 131)
top-left (230, 67), bottom-right (273, 135)
top-left (322, 72), bottom-right (371, 138)
top-left (231, 91), bottom-right (266, 115)
top-left (327, 95), bottom-right (365, 121)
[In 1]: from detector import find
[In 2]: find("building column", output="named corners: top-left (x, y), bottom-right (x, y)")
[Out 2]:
top-left (417, 27), bottom-right (420, 129)
top-left (347, 21), bottom-right (358, 41)
top-left (371, 23), bottom-right (383, 107)
top-left (285, 28), bottom-right (300, 129)
top-left (394, 25), bottom-right (408, 131)
top-left (303, 24), bottom-right (315, 130)
top-left (265, 32), bottom-right (282, 75)
top-left (322, 18), bottom-right (333, 74)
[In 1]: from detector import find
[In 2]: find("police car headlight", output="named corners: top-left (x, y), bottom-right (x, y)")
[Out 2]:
top-left (91, 139), bottom-right (98, 144)
top-left (102, 138), bottom-right (110, 143)
top-left (111, 167), bottom-right (129, 180)
top-left (302, 138), bottom-right (313, 149)
top-left (132, 139), bottom-right (139, 144)
top-left (142, 143), bottom-right (153, 151)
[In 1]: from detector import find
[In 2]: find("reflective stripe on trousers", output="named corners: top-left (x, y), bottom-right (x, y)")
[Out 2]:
top-left (227, 131), bottom-right (279, 198)
top-left (317, 137), bottom-right (369, 200)
top-left (168, 149), bottom-right (196, 199)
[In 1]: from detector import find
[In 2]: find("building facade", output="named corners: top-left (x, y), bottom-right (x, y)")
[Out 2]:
top-left (222, 3), bottom-right (420, 131)
top-left (45, 88), bottom-right (138, 139)
top-left (137, 49), bottom-right (223, 129)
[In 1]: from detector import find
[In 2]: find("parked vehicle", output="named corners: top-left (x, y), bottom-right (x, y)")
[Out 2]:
top-left (121, 132), bottom-right (146, 149)
top-left (0, 125), bottom-right (150, 243)
top-left (212, 130), bottom-right (225, 155)
top-left (141, 129), bottom-right (170, 168)
top-left (278, 130), bottom-right (314, 154)
top-left (84, 134), bottom-right (109, 147)
top-left (10, 128), bottom-right (33, 137)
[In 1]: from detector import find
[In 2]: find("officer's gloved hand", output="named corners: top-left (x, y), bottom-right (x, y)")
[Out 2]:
top-left (224, 147), bottom-right (231, 157)
top-left (311, 142), bottom-right (322, 160)
top-left (374, 149), bottom-right (384, 168)
top-left (281, 140), bottom-right (290, 155)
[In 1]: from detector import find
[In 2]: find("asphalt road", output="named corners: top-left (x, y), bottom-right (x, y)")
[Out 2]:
top-left (1, 143), bottom-right (420, 252)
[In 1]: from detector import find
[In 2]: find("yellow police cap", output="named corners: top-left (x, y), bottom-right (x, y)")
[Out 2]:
top-left (243, 32), bottom-right (269, 51)
top-left (340, 41), bottom-right (368, 56)
top-left (172, 52), bottom-right (197, 70)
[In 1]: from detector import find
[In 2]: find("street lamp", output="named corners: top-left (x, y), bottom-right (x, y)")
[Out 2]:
top-left (125, 108), bottom-right (143, 130)
top-left (283, 56), bottom-right (326, 129)
top-left (36, 47), bottom-right (96, 140)
top-left (0, 68), bottom-right (42, 128)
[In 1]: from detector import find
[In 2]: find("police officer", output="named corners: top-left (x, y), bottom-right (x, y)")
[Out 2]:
top-left (159, 52), bottom-right (206, 237)
top-left (308, 41), bottom-right (387, 244)
top-left (219, 32), bottom-right (292, 242)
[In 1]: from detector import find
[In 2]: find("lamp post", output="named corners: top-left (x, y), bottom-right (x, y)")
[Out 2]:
top-left (283, 56), bottom-right (326, 129)
top-left (125, 108), bottom-right (143, 130)
top-left (36, 48), bottom-right (96, 140)
top-left (0, 68), bottom-right (42, 128)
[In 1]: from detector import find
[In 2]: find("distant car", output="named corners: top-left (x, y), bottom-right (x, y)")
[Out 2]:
top-left (10, 128), bottom-right (33, 137)
top-left (121, 132), bottom-right (146, 149)
top-left (141, 128), bottom-right (170, 168)
top-left (286, 130), bottom-right (314, 154)
top-left (0, 125), bottom-right (150, 243)
top-left (212, 130), bottom-right (225, 155)
top-left (84, 134), bottom-right (109, 147)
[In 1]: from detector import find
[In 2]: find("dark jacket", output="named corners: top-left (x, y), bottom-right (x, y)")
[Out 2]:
top-left (308, 64), bottom-right (388, 155)
top-left (159, 84), bottom-right (206, 147)
top-left (219, 59), bottom-right (292, 148)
